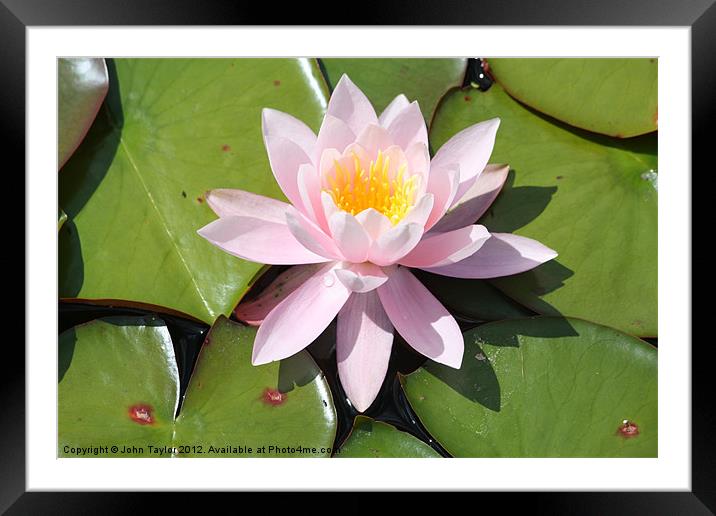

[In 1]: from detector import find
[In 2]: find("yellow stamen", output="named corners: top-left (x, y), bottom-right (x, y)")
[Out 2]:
top-left (325, 150), bottom-right (420, 225)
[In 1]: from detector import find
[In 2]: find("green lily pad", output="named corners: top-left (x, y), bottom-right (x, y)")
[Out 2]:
top-left (430, 84), bottom-right (657, 336)
top-left (487, 58), bottom-right (657, 137)
top-left (321, 58), bottom-right (467, 124)
top-left (413, 270), bottom-right (533, 322)
top-left (59, 315), bottom-right (337, 457)
top-left (58, 58), bottom-right (109, 169)
top-left (173, 316), bottom-right (337, 457)
top-left (402, 317), bottom-right (657, 457)
top-left (59, 58), bottom-right (330, 324)
top-left (336, 416), bottom-right (440, 458)
top-left (58, 315), bottom-right (179, 457)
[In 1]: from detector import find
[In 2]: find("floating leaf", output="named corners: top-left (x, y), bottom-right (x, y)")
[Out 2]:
top-left (59, 315), bottom-right (337, 457)
top-left (58, 316), bottom-right (179, 457)
top-left (59, 59), bottom-right (329, 324)
top-left (174, 316), bottom-right (336, 457)
top-left (336, 416), bottom-right (440, 458)
top-left (321, 58), bottom-right (467, 124)
top-left (430, 84), bottom-right (657, 336)
top-left (58, 58), bottom-right (109, 168)
top-left (488, 58), bottom-right (657, 137)
top-left (402, 317), bottom-right (657, 457)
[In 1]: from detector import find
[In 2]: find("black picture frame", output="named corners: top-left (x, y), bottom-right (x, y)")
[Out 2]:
top-left (6, 0), bottom-right (710, 512)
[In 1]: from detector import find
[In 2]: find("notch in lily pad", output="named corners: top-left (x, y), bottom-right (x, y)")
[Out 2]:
top-left (58, 315), bottom-right (337, 457)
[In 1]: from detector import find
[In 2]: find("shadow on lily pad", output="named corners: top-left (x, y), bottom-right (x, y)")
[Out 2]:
top-left (59, 59), bottom-right (124, 298)
top-left (423, 341), bottom-right (501, 412)
top-left (278, 352), bottom-right (323, 393)
top-left (478, 169), bottom-right (557, 234)
top-left (490, 259), bottom-right (575, 316)
top-left (58, 327), bottom-right (77, 383)
top-left (424, 316), bottom-right (578, 412)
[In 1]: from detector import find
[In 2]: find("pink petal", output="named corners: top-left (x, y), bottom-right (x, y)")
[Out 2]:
top-left (261, 108), bottom-right (317, 159)
top-left (197, 216), bottom-right (329, 265)
top-left (377, 267), bottom-right (463, 368)
top-left (326, 74), bottom-right (378, 136)
top-left (369, 223), bottom-right (423, 266)
top-left (400, 224), bottom-right (491, 268)
top-left (431, 117), bottom-right (500, 202)
top-left (404, 142), bottom-right (431, 192)
top-left (423, 232), bottom-right (558, 278)
top-left (320, 190), bottom-right (341, 223)
top-left (424, 164), bottom-right (460, 230)
top-left (355, 208), bottom-right (392, 241)
top-left (318, 144), bottom-right (371, 191)
top-left (318, 147), bottom-right (344, 184)
top-left (205, 189), bottom-right (289, 223)
top-left (335, 262), bottom-right (389, 293)
top-left (355, 124), bottom-right (394, 157)
top-left (337, 291), bottom-right (394, 412)
top-left (285, 206), bottom-right (343, 260)
top-left (314, 114), bottom-right (355, 164)
top-left (402, 193), bottom-right (434, 227)
top-left (378, 94), bottom-right (410, 127)
top-left (297, 164), bottom-right (329, 231)
top-left (340, 142), bottom-right (372, 165)
top-left (430, 164), bottom-right (509, 233)
top-left (386, 100), bottom-right (428, 149)
top-left (261, 132), bottom-right (311, 210)
top-left (380, 145), bottom-right (409, 172)
top-left (253, 264), bottom-right (351, 365)
top-left (328, 211), bottom-right (371, 263)
top-left (235, 264), bottom-right (322, 325)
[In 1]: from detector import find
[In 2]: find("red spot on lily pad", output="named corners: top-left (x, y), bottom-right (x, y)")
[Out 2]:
top-left (273, 80), bottom-right (281, 87)
top-left (464, 95), bottom-right (471, 102)
top-left (129, 404), bottom-right (154, 425)
top-left (221, 144), bottom-right (231, 152)
top-left (262, 388), bottom-right (285, 406)
top-left (617, 419), bottom-right (639, 438)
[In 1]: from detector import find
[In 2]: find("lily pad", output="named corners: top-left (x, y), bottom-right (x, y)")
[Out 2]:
top-left (413, 270), bottom-right (533, 322)
top-left (321, 58), bottom-right (467, 124)
top-left (59, 315), bottom-right (337, 457)
top-left (336, 416), bottom-right (440, 458)
top-left (58, 315), bottom-right (179, 457)
top-left (487, 58), bottom-right (657, 137)
top-left (59, 58), bottom-right (330, 324)
top-left (174, 316), bottom-right (337, 457)
top-left (402, 317), bottom-right (657, 457)
top-left (58, 58), bottom-right (109, 168)
top-left (430, 84), bottom-right (657, 336)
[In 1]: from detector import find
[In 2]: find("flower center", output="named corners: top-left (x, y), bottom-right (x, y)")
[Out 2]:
top-left (324, 150), bottom-right (420, 225)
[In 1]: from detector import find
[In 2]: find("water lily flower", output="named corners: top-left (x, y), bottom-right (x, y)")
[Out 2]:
top-left (198, 75), bottom-right (557, 412)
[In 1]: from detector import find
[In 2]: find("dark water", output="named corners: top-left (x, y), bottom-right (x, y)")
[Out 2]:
top-left (464, 58), bottom-right (493, 91)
